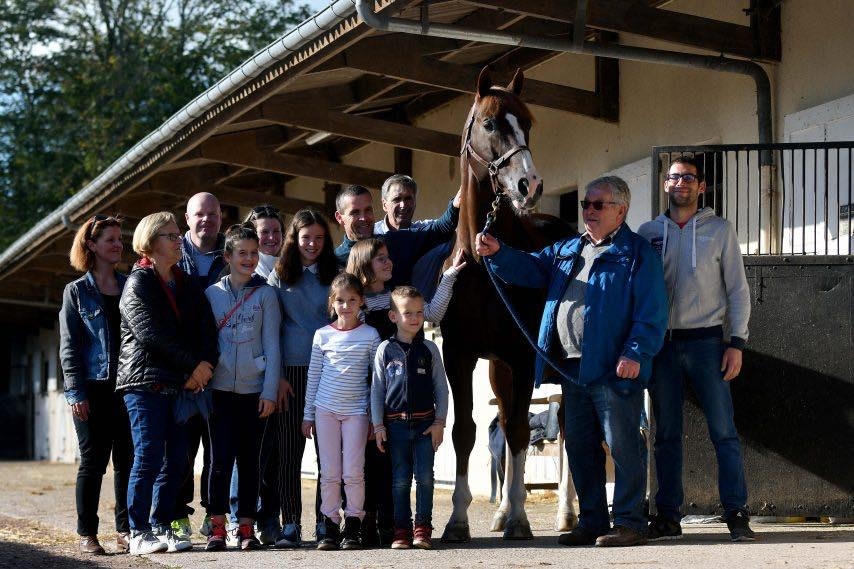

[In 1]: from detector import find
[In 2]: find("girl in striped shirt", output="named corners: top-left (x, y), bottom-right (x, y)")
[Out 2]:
top-left (302, 273), bottom-right (380, 551)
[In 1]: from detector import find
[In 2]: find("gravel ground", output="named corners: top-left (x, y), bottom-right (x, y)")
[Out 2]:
top-left (1, 461), bottom-right (851, 569)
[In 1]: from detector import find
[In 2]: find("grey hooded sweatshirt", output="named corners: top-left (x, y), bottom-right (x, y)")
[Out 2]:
top-left (637, 207), bottom-right (750, 348)
top-left (205, 274), bottom-right (282, 401)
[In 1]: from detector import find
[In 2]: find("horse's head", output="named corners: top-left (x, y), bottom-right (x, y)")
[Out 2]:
top-left (462, 67), bottom-right (543, 211)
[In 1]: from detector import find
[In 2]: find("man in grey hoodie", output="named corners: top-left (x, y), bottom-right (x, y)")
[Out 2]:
top-left (638, 156), bottom-right (754, 543)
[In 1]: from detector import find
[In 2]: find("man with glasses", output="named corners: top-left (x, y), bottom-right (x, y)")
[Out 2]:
top-left (476, 176), bottom-right (667, 548)
top-left (638, 156), bottom-right (754, 542)
top-left (171, 191), bottom-right (225, 541)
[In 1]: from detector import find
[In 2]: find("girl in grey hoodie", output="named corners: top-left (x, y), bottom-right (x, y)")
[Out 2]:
top-left (203, 225), bottom-right (282, 551)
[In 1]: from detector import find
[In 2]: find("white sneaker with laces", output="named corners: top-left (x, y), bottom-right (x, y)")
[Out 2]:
top-left (129, 531), bottom-right (168, 555)
top-left (154, 527), bottom-right (193, 552)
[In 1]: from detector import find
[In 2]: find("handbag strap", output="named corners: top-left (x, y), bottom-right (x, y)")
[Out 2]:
top-left (217, 286), bottom-right (259, 331)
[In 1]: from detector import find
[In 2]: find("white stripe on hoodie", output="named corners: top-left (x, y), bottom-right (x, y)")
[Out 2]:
top-left (637, 207), bottom-right (750, 344)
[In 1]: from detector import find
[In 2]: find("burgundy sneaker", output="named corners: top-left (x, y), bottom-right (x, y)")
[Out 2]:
top-left (391, 527), bottom-right (413, 549)
top-left (413, 524), bottom-right (433, 549)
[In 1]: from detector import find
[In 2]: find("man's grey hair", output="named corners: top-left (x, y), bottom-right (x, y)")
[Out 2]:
top-left (335, 184), bottom-right (371, 212)
top-left (585, 175), bottom-right (631, 209)
top-left (381, 174), bottom-right (418, 201)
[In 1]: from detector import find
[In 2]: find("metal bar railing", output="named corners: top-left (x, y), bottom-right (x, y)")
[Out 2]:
top-left (652, 143), bottom-right (854, 256)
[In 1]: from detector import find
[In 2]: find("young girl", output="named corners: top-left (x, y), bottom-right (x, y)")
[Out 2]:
top-left (265, 209), bottom-right (339, 548)
top-left (346, 238), bottom-right (467, 340)
top-left (302, 273), bottom-right (380, 551)
top-left (204, 225), bottom-right (281, 551)
top-left (345, 238), bottom-right (465, 545)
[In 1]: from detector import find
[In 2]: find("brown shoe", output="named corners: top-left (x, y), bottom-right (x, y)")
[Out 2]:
top-left (594, 526), bottom-right (647, 547)
top-left (116, 532), bottom-right (131, 554)
top-left (79, 535), bottom-right (106, 555)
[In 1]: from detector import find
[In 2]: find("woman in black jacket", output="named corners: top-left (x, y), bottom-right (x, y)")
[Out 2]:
top-left (117, 211), bottom-right (218, 556)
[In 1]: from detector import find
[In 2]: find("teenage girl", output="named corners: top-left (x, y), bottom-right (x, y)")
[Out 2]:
top-left (302, 273), bottom-right (380, 551)
top-left (345, 238), bottom-right (465, 544)
top-left (264, 209), bottom-right (338, 547)
top-left (203, 225), bottom-right (281, 551)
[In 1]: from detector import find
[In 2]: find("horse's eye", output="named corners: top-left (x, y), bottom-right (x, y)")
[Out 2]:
top-left (482, 118), bottom-right (496, 133)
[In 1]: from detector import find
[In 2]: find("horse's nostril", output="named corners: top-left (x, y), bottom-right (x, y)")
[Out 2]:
top-left (518, 178), bottom-right (529, 197)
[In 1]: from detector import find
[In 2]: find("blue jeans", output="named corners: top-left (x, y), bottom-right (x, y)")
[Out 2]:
top-left (562, 374), bottom-right (647, 535)
top-left (124, 390), bottom-right (188, 534)
top-left (387, 419), bottom-right (435, 528)
top-left (649, 337), bottom-right (748, 520)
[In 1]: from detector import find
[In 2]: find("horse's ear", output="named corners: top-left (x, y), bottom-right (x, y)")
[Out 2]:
top-left (508, 68), bottom-right (524, 96)
top-left (477, 66), bottom-right (493, 98)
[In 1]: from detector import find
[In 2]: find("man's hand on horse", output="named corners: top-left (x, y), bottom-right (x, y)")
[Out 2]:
top-left (423, 422), bottom-right (445, 452)
top-left (475, 232), bottom-right (500, 256)
top-left (615, 356), bottom-right (640, 379)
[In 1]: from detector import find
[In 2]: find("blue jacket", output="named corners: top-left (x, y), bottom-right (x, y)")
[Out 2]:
top-left (59, 271), bottom-right (128, 404)
top-left (485, 223), bottom-right (668, 391)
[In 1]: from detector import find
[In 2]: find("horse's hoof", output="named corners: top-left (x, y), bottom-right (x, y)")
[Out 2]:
top-left (503, 519), bottom-right (534, 540)
top-left (555, 512), bottom-right (578, 532)
top-left (441, 521), bottom-right (471, 543)
top-left (489, 511), bottom-right (507, 532)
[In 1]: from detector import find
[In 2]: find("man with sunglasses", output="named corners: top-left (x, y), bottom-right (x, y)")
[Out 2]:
top-left (638, 156), bottom-right (754, 542)
top-left (476, 176), bottom-right (667, 548)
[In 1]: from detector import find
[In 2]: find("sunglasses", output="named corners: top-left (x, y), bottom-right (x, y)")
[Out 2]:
top-left (580, 200), bottom-right (619, 211)
top-left (250, 205), bottom-right (280, 217)
top-left (85, 214), bottom-right (110, 240)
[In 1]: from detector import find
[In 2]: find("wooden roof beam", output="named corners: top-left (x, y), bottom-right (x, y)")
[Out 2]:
top-left (461, 0), bottom-right (779, 61)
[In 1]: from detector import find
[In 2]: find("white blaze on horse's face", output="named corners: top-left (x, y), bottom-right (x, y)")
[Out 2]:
top-left (501, 112), bottom-right (542, 211)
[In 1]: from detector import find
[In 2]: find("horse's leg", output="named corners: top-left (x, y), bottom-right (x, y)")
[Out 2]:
top-left (490, 359), bottom-right (534, 540)
top-left (554, 397), bottom-right (578, 531)
top-left (441, 352), bottom-right (478, 543)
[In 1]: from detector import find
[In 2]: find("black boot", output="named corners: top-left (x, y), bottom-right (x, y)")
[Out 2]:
top-left (317, 516), bottom-right (340, 550)
top-left (360, 512), bottom-right (379, 548)
top-left (341, 516), bottom-right (363, 550)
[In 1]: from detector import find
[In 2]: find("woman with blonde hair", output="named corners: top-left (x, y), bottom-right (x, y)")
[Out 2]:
top-left (59, 214), bottom-right (133, 555)
top-left (117, 212), bottom-right (218, 555)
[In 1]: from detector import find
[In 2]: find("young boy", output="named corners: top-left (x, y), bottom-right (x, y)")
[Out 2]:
top-left (371, 286), bottom-right (449, 550)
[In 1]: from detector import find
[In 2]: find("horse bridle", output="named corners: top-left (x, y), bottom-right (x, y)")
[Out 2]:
top-left (461, 104), bottom-right (532, 232)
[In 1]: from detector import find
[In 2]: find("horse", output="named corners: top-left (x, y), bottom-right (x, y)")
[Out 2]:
top-left (440, 66), bottom-right (577, 541)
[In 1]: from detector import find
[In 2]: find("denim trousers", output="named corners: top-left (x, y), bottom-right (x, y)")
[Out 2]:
top-left (649, 337), bottom-right (748, 520)
top-left (73, 383), bottom-right (133, 536)
top-left (207, 390), bottom-right (265, 519)
top-left (123, 389), bottom-right (188, 534)
top-left (562, 376), bottom-right (647, 535)
top-left (387, 419), bottom-right (436, 528)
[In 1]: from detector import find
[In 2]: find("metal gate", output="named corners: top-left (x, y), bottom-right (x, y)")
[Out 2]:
top-left (650, 144), bottom-right (854, 517)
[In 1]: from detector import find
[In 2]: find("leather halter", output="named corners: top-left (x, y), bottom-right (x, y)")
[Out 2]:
top-left (460, 104), bottom-right (530, 197)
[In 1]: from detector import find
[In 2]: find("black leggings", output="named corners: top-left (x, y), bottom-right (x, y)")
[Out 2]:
top-left (72, 384), bottom-right (133, 536)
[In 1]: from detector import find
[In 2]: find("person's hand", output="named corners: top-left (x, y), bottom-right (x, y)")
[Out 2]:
top-left (450, 248), bottom-right (467, 272)
top-left (475, 232), bottom-right (500, 256)
top-left (258, 398), bottom-right (276, 418)
top-left (71, 400), bottom-right (90, 422)
top-left (375, 428), bottom-right (387, 453)
top-left (190, 361), bottom-right (214, 387)
top-left (277, 379), bottom-right (294, 412)
top-left (301, 420), bottom-right (315, 439)
top-left (615, 356), bottom-right (640, 379)
top-left (453, 184), bottom-right (463, 208)
top-left (183, 377), bottom-right (202, 393)
top-left (721, 347), bottom-right (743, 381)
top-left (423, 423), bottom-right (445, 451)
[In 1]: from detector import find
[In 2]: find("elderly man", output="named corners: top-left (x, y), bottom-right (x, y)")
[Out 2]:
top-left (334, 183), bottom-right (460, 288)
top-left (638, 157), bottom-right (754, 542)
top-left (170, 191), bottom-right (225, 540)
top-left (374, 174), bottom-right (431, 234)
top-left (477, 176), bottom-right (667, 547)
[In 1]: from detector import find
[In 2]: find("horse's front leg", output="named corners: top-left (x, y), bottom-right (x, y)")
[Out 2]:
top-left (441, 352), bottom-right (478, 543)
top-left (490, 359), bottom-right (534, 540)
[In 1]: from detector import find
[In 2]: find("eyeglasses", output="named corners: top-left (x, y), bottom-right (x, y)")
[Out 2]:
top-left (580, 200), bottom-right (619, 211)
top-left (666, 173), bottom-right (699, 183)
top-left (156, 232), bottom-right (182, 242)
top-left (85, 214), bottom-right (109, 240)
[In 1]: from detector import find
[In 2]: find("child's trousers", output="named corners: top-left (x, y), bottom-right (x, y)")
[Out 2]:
top-left (315, 407), bottom-right (369, 522)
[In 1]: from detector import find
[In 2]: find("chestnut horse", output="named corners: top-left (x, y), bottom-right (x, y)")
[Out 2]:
top-left (440, 67), bottom-right (575, 541)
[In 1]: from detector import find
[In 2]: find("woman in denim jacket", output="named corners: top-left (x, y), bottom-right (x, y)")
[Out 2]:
top-left (59, 215), bottom-right (132, 555)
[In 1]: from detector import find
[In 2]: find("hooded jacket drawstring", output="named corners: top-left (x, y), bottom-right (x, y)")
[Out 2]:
top-left (661, 215), bottom-right (697, 272)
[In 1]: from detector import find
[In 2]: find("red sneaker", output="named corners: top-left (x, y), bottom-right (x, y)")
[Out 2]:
top-left (413, 524), bottom-right (433, 549)
top-left (237, 524), bottom-right (261, 550)
top-left (391, 527), bottom-right (413, 549)
top-left (206, 521), bottom-right (227, 551)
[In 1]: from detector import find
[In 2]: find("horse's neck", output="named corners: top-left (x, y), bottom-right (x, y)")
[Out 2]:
top-left (457, 174), bottom-right (496, 256)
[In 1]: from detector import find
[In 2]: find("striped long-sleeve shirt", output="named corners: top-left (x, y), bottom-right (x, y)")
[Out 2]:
top-left (363, 264), bottom-right (460, 322)
top-left (303, 322), bottom-right (381, 422)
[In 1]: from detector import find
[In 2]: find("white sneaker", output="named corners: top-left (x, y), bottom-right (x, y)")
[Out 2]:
top-left (226, 522), bottom-right (240, 548)
top-left (129, 531), bottom-right (168, 555)
top-left (154, 527), bottom-right (193, 552)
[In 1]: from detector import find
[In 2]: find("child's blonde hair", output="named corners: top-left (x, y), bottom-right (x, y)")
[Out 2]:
top-left (327, 272), bottom-right (365, 317)
top-left (345, 237), bottom-right (387, 286)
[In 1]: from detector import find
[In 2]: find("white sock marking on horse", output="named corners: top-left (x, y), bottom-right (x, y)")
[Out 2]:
top-left (450, 474), bottom-right (473, 523)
